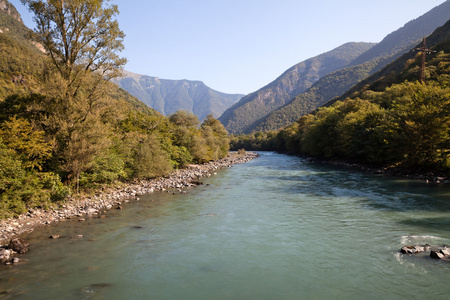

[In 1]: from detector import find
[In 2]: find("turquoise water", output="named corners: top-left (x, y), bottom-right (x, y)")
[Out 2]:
top-left (1, 152), bottom-right (450, 299)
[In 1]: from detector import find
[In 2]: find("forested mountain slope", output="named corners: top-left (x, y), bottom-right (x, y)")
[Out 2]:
top-left (250, 0), bottom-right (450, 133)
top-left (331, 19), bottom-right (450, 104)
top-left (218, 42), bottom-right (374, 134)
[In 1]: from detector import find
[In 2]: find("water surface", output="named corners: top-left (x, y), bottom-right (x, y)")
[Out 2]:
top-left (1, 152), bottom-right (450, 299)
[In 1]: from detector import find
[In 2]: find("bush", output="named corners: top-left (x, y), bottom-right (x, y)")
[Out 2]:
top-left (133, 135), bottom-right (172, 178)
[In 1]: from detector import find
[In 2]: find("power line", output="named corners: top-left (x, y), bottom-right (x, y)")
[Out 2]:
top-left (415, 37), bottom-right (436, 83)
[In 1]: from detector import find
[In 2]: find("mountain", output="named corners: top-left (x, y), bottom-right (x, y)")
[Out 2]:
top-left (228, 0), bottom-right (450, 134)
top-left (218, 42), bottom-right (375, 134)
top-left (328, 19), bottom-right (450, 107)
top-left (114, 71), bottom-right (244, 122)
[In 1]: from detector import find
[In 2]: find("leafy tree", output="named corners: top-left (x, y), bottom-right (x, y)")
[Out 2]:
top-left (21, 0), bottom-right (126, 87)
top-left (169, 110), bottom-right (200, 128)
top-left (20, 0), bottom-right (127, 188)
top-left (201, 114), bottom-right (229, 160)
top-left (132, 134), bottom-right (172, 179)
top-left (0, 116), bottom-right (53, 170)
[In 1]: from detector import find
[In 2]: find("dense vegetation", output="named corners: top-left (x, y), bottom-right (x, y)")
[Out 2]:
top-left (0, 0), bottom-right (229, 219)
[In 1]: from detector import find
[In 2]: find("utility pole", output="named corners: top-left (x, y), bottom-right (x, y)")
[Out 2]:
top-left (415, 37), bottom-right (436, 83)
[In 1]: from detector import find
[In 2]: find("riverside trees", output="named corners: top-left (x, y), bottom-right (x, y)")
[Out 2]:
top-left (0, 0), bottom-right (230, 218)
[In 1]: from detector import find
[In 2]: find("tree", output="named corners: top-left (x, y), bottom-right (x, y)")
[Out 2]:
top-left (20, 0), bottom-right (127, 188)
top-left (200, 114), bottom-right (229, 160)
top-left (21, 0), bottom-right (126, 88)
top-left (169, 110), bottom-right (200, 128)
top-left (0, 116), bottom-right (53, 171)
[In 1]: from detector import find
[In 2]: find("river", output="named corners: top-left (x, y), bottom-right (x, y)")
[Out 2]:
top-left (1, 152), bottom-right (450, 299)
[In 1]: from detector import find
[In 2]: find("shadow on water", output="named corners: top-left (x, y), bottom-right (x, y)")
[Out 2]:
top-left (256, 153), bottom-right (450, 213)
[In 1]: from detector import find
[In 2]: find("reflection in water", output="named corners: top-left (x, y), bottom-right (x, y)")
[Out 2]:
top-left (1, 152), bottom-right (450, 299)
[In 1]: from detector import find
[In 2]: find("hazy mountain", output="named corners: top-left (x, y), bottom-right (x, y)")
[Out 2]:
top-left (114, 71), bottom-right (244, 121)
top-left (218, 42), bottom-right (375, 134)
top-left (251, 0), bottom-right (450, 133)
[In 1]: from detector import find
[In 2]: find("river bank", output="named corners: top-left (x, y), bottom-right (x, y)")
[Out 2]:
top-left (0, 152), bottom-right (258, 247)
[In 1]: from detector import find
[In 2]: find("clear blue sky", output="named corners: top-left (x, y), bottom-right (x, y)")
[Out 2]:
top-left (12, 0), bottom-right (447, 94)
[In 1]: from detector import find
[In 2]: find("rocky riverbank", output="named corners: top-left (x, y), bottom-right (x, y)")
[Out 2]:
top-left (0, 152), bottom-right (258, 251)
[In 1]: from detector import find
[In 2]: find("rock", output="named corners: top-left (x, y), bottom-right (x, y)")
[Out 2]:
top-left (430, 247), bottom-right (450, 260)
top-left (8, 238), bottom-right (29, 254)
top-left (400, 245), bottom-right (426, 254)
top-left (85, 207), bottom-right (98, 215)
top-left (430, 250), bottom-right (445, 259)
top-left (441, 248), bottom-right (450, 256)
top-left (50, 235), bottom-right (60, 239)
top-left (12, 257), bottom-right (19, 264)
top-left (0, 248), bottom-right (11, 264)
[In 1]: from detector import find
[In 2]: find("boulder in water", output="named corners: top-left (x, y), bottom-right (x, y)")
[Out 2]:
top-left (430, 247), bottom-right (450, 260)
top-left (400, 245), bottom-right (429, 254)
top-left (8, 238), bottom-right (29, 254)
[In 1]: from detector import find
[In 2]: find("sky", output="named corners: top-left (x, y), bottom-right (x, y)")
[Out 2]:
top-left (12, 0), bottom-right (448, 95)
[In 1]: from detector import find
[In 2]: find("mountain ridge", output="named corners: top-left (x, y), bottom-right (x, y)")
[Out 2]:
top-left (114, 70), bottom-right (243, 121)
top-left (251, 0), bottom-right (450, 133)
top-left (218, 42), bottom-right (375, 134)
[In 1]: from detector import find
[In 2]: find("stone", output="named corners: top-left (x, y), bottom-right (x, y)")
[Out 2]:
top-left (8, 238), bottom-right (29, 254)
top-left (430, 250), bottom-right (445, 259)
top-left (50, 235), bottom-right (60, 239)
top-left (0, 248), bottom-right (11, 264)
top-left (85, 207), bottom-right (98, 215)
top-left (440, 248), bottom-right (450, 256)
top-left (400, 244), bottom-right (431, 254)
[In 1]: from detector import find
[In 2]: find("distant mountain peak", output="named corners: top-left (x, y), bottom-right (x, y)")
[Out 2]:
top-left (114, 71), bottom-right (244, 121)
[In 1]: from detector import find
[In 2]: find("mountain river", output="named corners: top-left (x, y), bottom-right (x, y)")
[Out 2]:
top-left (1, 152), bottom-right (450, 299)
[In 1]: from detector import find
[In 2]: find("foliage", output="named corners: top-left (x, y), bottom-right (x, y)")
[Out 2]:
top-left (132, 134), bottom-right (172, 179)
top-left (0, 138), bottom-right (62, 218)
top-left (267, 79), bottom-right (450, 174)
top-left (0, 116), bottom-right (53, 170)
